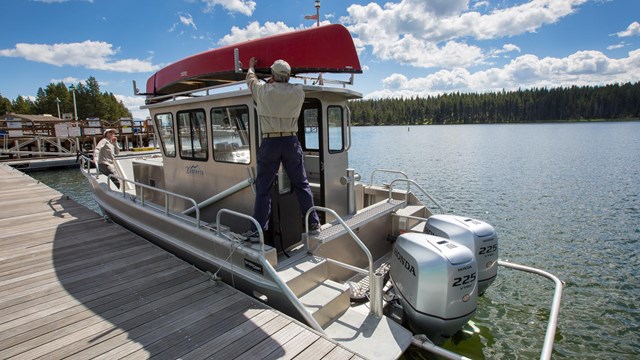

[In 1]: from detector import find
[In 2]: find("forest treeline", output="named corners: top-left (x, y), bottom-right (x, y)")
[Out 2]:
top-left (349, 82), bottom-right (640, 125)
top-left (2, 79), bottom-right (639, 124)
top-left (0, 76), bottom-right (131, 120)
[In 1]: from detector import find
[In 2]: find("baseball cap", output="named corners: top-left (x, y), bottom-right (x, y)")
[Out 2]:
top-left (270, 60), bottom-right (291, 76)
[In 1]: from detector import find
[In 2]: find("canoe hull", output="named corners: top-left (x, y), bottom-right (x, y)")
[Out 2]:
top-left (146, 24), bottom-right (362, 96)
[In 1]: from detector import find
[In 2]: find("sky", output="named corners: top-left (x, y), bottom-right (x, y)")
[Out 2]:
top-left (1, 0), bottom-right (639, 120)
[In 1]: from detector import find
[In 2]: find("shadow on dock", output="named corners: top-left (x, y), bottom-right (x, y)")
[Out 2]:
top-left (0, 165), bottom-right (354, 359)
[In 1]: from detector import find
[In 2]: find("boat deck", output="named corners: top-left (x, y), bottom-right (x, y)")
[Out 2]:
top-left (0, 164), bottom-right (363, 359)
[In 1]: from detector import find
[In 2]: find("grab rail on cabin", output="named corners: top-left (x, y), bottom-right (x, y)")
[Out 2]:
top-left (79, 155), bottom-right (201, 228)
top-left (305, 206), bottom-right (384, 318)
top-left (345, 106), bottom-right (352, 151)
top-left (388, 178), bottom-right (446, 214)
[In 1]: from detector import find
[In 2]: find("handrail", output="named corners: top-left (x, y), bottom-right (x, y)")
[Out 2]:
top-left (80, 155), bottom-right (201, 228)
top-left (216, 208), bottom-right (265, 255)
top-left (305, 206), bottom-right (383, 317)
top-left (497, 260), bottom-right (564, 360)
top-left (345, 106), bottom-right (352, 151)
top-left (258, 256), bottom-right (326, 334)
top-left (182, 178), bottom-right (252, 215)
top-left (388, 178), bottom-right (446, 214)
top-left (369, 168), bottom-right (408, 187)
top-left (412, 261), bottom-right (564, 360)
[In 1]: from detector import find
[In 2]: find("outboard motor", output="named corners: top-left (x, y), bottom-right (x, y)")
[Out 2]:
top-left (390, 233), bottom-right (477, 342)
top-left (426, 214), bottom-right (498, 295)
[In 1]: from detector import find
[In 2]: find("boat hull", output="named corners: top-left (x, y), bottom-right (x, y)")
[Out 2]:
top-left (84, 173), bottom-right (309, 325)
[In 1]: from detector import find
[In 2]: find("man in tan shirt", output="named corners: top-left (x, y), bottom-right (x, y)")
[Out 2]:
top-left (244, 57), bottom-right (320, 241)
top-left (95, 128), bottom-right (121, 189)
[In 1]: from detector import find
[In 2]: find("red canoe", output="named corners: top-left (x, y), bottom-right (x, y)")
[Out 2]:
top-left (146, 24), bottom-right (362, 97)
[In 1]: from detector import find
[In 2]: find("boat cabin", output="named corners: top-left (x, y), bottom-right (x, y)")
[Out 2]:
top-left (138, 83), bottom-right (362, 251)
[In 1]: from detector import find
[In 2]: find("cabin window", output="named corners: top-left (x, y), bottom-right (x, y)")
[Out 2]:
top-left (301, 98), bottom-right (321, 151)
top-left (210, 105), bottom-right (251, 164)
top-left (327, 106), bottom-right (344, 153)
top-left (154, 113), bottom-right (175, 157)
top-left (177, 109), bottom-right (208, 161)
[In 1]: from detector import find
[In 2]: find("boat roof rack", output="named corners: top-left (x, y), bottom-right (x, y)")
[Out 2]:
top-left (135, 80), bottom-right (248, 105)
top-left (135, 71), bottom-right (358, 106)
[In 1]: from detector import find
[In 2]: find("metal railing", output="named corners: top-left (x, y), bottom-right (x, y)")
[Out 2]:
top-left (412, 260), bottom-right (564, 360)
top-left (183, 178), bottom-right (252, 216)
top-left (369, 168), bottom-right (409, 187)
top-left (305, 206), bottom-right (383, 317)
top-left (498, 260), bottom-right (564, 360)
top-left (368, 168), bottom-right (445, 214)
top-left (215, 208), bottom-right (327, 333)
top-left (257, 256), bottom-right (326, 334)
top-left (388, 178), bottom-right (446, 214)
top-left (80, 155), bottom-right (201, 228)
top-left (215, 209), bottom-right (265, 254)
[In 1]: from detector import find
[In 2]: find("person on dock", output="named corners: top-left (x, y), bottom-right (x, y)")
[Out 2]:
top-left (243, 57), bottom-right (320, 242)
top-left (95, 128), bottom-right (121, 189)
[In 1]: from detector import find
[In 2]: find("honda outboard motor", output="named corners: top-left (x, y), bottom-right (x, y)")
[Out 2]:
top-left (390, 233), bottom-right (477, 341)
top-left (426, 214), bottom-right (498, 295)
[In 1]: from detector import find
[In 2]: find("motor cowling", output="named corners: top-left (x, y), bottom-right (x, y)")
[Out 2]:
top-left (390, 232), bottom-right (477, 341)
top-left (426, 214), bottom-right (498, 295)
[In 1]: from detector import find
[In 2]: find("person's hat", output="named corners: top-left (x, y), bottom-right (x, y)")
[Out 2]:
top-left (103, 128), bottom-right (117, 136)
top-left (271, 60), bottom-right (291, 76)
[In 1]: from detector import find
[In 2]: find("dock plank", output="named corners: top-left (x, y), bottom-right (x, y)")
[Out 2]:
top-left (0, 164), bottom-right (361, 359)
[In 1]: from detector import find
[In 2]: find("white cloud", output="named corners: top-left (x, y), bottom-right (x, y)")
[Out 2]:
top-left (179, 14), bottom-right (197, 30)
top-left (0, 41), bottom-right (159, 73)
top-left (489, 43), bottom-right (522, 58)
top-left (615, 22), bottom-right (640, 37)
top-left (217, 21), bottom-right (303, 45)
top-left (366, 49), bottom-right (640, 98)
top-left (607, 42), bottom-right (626, 50)
top-left (50, 77), bottom-right (83, 85)
top-left (201, 0), bottom-right (256, 16)
top-left (170, 13), bottom-right (197, 33)
top-left (473, 1), bottom-right (489, 9)
top-left (344, 0), bottom-right (587, 69)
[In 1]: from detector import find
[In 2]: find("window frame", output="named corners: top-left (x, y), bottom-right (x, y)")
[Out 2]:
top-left (176, 108), bottom-right (208, 161)
top-left (210, 105), bottom-right (251, 165)
top-left (154, 112), bottom-right (176, 158)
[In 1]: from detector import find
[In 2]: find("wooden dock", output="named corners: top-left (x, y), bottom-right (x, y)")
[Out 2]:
top-left (0, 164), bottom-right (362, 359)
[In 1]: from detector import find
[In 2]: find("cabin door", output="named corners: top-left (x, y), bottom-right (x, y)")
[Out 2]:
top-left (263, 98), bottom-right (350, 252)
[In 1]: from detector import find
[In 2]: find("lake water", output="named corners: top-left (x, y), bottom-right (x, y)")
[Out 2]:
top-left (29, 122), bottom-right (640, 359)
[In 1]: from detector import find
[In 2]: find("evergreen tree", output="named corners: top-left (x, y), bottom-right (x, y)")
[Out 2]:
top-left (12, 95), bottom-right (34, 114)
top-left (0, 93), bottom-right (12, 115)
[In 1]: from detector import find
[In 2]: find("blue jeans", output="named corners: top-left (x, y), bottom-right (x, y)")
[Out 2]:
top-left (253, 136), bottom-right (319, 231)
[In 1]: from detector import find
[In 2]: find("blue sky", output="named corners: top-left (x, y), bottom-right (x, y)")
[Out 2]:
top-left (1, 0), bottom-right (639, 119)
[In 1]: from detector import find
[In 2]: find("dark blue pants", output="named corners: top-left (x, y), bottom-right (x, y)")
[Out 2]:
top-left (253, 136), bottom-right (319, 231)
